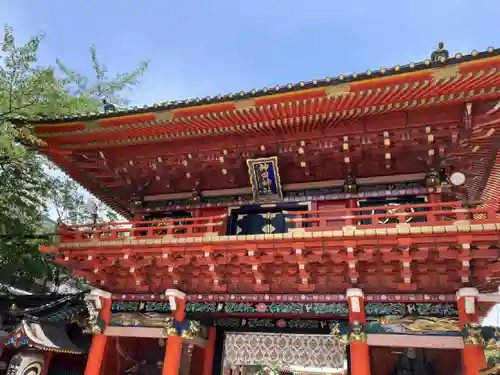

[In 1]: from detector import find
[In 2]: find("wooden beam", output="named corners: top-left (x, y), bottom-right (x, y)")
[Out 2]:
top-left (104, 327), bottom-right (208, 348)
top-left (143, 173), bottom-right (427, 202)
top-left (367, 334), bottom-right (464, 349)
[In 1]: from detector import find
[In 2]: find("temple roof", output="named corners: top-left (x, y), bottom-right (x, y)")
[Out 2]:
top-left (4, 320), bottom-right (88, 354)
top-left (1, 293), bottom-right (95, 355)
top-left (0, 293), bottom-right (87, 329)
top-left (32, 45), bottom-right (500, 217)
top-left (33, 46), bottom-right (499, 124)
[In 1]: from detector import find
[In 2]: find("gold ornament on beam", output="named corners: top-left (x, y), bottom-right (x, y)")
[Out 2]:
top-left (330, 322), bottom-right (350, 346)
top-left (378, 316), bottom-right (460, 333)
top-left (164, 317), bottom-right (178, 337)
top-left (349, 321), bottom-right (368, 343)
top-left (463, 323), bottom-right (486, 346)
top-left (181, 320), bottom-right (201, 340)
top-left (330, 321), bottom-right (367, 345)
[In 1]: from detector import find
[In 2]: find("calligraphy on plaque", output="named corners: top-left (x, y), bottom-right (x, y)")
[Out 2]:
top-left (246, 156), bottom-right (283, 201)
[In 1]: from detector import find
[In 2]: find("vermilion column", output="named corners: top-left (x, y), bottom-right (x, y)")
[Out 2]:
top-left (202, 328), bottom-right (216, 375)
top-left (163, 289), bottom-right (187, 375)
top-left (346, 288), bottom-right (370, 375)
top-left (84, 290), bottom-right (112, 375)
top-left (457, 288), bottom-right (486, 375)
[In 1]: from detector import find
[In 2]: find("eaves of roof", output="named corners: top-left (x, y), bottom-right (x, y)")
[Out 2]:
top-left (32, 47), bottom-right (499, 124)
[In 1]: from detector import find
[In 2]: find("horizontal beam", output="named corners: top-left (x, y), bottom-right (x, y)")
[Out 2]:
top-left (367, 333), bottom-right (464, 349)
top-left (104, 326), bottom-right (208, 348)
top-left (105, 328), bottom-right (463, 349)
top-left (143, 173), bottom-right (427, 202)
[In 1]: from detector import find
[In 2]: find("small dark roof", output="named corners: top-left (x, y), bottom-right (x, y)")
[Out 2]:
top-left (4, 320), bottom-right (89, 354)
top-left (34, 321), bottom-right (87, 353)
top-left (0, 293), bottom-right (87, 329)
top-left (33, 46), bottom-right (500, 124)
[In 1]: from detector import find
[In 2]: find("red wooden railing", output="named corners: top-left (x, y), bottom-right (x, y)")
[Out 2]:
top-left (57, 202), bottom-right (498, 243)
top-left (285, 201), bottom-right (497, 230)
top-left (59, 214), bottom-right (227, 242)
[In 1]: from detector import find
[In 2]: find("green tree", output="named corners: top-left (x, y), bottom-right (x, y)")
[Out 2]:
top-left (46, 167), bottom-right (122, 226)
top-left (0, 24), bottom-right (147, 291)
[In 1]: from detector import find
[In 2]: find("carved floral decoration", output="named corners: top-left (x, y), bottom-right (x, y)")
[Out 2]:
top-left (463, 323), bottom-right (500, 350)
top-left (82, 299), bottom-right (106, 334)
top-left (331, 320), bottom-right (367, 345)
top-left (163, 317), bottom-right (201, 339)
top-left (368, 316), bottom-right (461, 335)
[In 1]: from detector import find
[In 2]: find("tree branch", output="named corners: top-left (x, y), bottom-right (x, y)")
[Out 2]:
top-left (0, 98), bottom-right (39, 120)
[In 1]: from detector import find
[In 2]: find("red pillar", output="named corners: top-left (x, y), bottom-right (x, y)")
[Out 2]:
top-left (346, 288), bottom-right (370, 375)
top-left (84, 293), bottom-right (112, 375)
top-left (202, 328), bottom-right (216, 375)
top-left (457, 288), bottom-right (486, 375)
top-left (162, 289), bottom-right (187, 375)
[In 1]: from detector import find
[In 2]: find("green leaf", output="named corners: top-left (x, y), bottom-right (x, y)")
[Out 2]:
top-left (0, 24), bottom-right (146, 291)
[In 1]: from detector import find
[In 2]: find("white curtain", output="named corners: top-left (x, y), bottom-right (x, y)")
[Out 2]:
top-left (223, 332), bottom-right (346, 370)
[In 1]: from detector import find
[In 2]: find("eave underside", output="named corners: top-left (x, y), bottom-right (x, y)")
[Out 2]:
top-left (35, 54), bottom-right (500, 214)
top-left (54, 227), bottom-right (500, 295)
top-left (30, 47), bottom-right (500, 124)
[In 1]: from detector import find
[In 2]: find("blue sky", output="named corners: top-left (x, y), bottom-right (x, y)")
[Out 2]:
top-left (2, 0), bottom-right (500, 107)
top-left (3, 0), bottom-right (500, 322)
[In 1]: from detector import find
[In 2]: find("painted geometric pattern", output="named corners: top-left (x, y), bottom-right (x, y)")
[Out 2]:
top-left (236, 213), bottom-right (286, 235)
top-left (223, 332), bottom-right (345, 369)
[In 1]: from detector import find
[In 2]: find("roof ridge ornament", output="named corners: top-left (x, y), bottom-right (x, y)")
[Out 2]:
top-left (102, 98), bottom-right (117, 114)
top-left (431, 41), bottom-right (450, 62)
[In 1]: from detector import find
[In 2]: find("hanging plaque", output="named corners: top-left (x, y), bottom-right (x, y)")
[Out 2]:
top-left (247, 156), bottom-right (283, 201)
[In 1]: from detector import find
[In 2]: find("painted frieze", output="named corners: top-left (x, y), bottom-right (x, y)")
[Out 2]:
top-left (111, 300), bottom-right (172, 313)
top-left (110, 312), bottom-right (167, 327)
top-left (365, 316), bottom-right (461, 336)
top-left (109, 313), bottom-right (350, 335)
top-left (365, 302), bottom-right (458, 318)
top-left (186, 301), bottom-right (349, 316)
top-left (112, 293), bottom-right (456, 302)
top-left (110, 299), bottom-right (458, 319)
top-left (213, 317), bottom-right (349, 334)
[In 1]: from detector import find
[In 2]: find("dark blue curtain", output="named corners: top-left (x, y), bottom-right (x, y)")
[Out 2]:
top-left (236, 212), bottom-right (287, 235)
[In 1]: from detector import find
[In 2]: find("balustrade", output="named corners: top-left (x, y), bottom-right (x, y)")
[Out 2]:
top-left (59, 215), bottom-right (227, 243)
top-left (285, 201), bottom-right (497, 230)
top-left (57, 202), bottom-right (498, 244)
